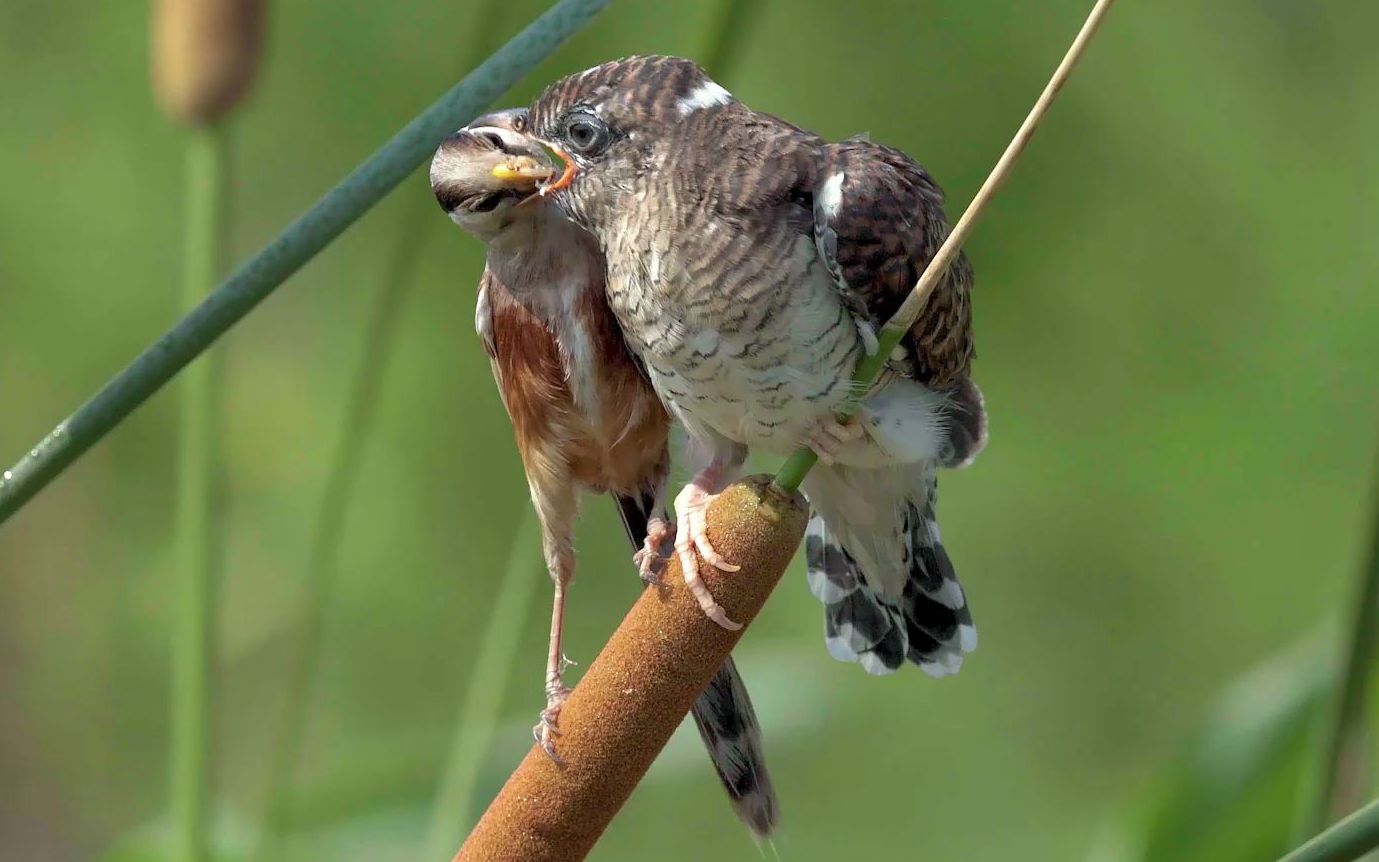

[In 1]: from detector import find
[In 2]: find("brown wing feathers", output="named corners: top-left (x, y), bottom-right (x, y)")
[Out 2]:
top-left (818, 139), bottom-right (974, 389)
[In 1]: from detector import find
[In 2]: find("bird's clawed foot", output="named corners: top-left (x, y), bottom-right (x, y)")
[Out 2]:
top-left (805, 415), bottom-right (865, 465)
top-left (674, 481), bottom-right (742, 631)
top-left (533, 680), bottom-right (573, 764)
top-left (633, 516), bottom-right (674, 585)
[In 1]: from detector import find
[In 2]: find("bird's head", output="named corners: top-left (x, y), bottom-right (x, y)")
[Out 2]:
top-left (526, 56), bottom-right (737, 230)
top-left (429, 108), bottom-right (556, 241)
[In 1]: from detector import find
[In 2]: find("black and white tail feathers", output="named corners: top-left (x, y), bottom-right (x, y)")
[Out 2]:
top-left (614, 492), bottom-right (778, 838)
top-left (802, 466), bottom-right (977, 677)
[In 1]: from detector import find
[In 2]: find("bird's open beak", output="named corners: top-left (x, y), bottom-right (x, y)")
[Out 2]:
top-left (431, 127), bottom-right (555, 215)
top-left (538, 141), bottom-right (578, 196)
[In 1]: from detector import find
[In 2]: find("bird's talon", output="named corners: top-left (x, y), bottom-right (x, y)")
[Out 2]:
top-left (673, 476), bottom-right (741, 629)
top-left (534, 686), bottom-right (571, 764)
top-left (675, 541), bottom-right (698, 577)
top-left (694, 535), bottom-right (741, 572)
top-left (704, 602), bottom-right (742, 631)
top-left (634, 516), bottom-right (674, 585)
top-left (633, 546), bottom-right (665, 585)
top-left (806, 417), bottom-right (864, 464)
top-left (534, 720), bottom-right (565, 764)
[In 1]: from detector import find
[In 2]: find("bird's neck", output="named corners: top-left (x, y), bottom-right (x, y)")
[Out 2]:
top-left (484, 213), bottom-right (628, 426)
top-left (485, 214), bottom-right (601, 331)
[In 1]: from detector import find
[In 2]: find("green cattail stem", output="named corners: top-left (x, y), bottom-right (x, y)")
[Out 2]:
top-left (171, 123), bottom-right (228, 862)
top-left (772, 321), bottom-right (908, 491)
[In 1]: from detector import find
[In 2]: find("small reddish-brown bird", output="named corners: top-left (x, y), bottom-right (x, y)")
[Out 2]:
top-left (428, 109), bottom-right (777, 836)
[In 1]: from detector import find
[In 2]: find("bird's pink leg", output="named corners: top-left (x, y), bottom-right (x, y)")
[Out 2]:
top-left (534, 572), bottom-right (573, 763)
top-left (633, 474), bottom-right (674, 585)
top-left (674, 458), bottom-right (743, 631)
top-left (527, 477), bottom-right (578, 764)
top-left (633, 515), bottom-right (674, 585)
top-left (804, 415), bottom-right (865, 466)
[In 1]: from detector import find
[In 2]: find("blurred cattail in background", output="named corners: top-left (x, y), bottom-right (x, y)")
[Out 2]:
top-left (151, 2), bottom-right (265, 861)
top-left (152, 0), bottom-right (264, 126)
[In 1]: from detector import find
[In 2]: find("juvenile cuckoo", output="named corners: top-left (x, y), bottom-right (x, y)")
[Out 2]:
top-left (524, 56), bottom-right (988, 676)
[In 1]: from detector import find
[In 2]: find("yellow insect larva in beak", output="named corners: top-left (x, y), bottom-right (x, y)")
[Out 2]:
top-left (491, 156), bottom-right (555, 185)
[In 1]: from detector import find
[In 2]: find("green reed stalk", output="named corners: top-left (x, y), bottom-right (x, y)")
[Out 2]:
top-left (1300, 446), bottom-right (1379, 837)
top-left (1281, 794), bottom-right (1379, 862)
top-left (172, 124), bottom-right (228, 862)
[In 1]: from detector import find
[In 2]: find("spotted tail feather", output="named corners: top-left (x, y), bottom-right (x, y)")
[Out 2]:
top-left (614, 493), bottom-right (778, 837)
top-left (802, 465), bottom-right (977, 677)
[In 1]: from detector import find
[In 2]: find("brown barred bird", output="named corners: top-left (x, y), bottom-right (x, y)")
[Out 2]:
top-left (523, 56), bottom-right (988, 676)
top-left (428, 109), bottom-right (778, 836)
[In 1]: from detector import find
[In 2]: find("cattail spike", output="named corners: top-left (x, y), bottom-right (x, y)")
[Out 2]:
top-left (455, 476), bottom-right (808, 862)
top-left (152, 0), bottom-right (265, 125)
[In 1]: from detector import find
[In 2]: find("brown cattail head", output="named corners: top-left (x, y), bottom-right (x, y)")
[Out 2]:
top-left (151, 0), bottom-right (264, 125)
top-left (455, 475), bottom-right (808, 862)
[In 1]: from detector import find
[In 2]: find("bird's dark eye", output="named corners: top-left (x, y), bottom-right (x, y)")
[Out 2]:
top-left (560, 112), bottom-right (610, 157)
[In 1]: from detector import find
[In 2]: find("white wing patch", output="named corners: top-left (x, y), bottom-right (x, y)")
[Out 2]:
top-left (817, 171), bottom-right (845, 219)
top-left (677, 80), bottom-right (733, 115)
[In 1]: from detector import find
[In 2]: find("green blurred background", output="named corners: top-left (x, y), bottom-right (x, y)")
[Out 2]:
top-left (3, 1), bottom-right (1379, 860)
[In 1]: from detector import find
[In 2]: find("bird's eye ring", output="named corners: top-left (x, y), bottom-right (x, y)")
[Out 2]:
top-left (560, 112), bottom-right (610, 157)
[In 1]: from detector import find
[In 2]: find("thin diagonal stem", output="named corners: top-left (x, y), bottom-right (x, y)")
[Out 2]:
top-left (172, 123), bottom-right (228, 862)
top-left (773, 0), bottom-right (1118, 492)
top-left (1281, 794), bottom-right (1379, 862)
top-left (1302, 445), bottom-right (1379, 835)
top-left (0, 0), bottom-right (612, 526)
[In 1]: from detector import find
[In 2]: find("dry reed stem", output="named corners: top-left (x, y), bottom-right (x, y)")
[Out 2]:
top-left (774, 0), bottom-right (1119, 491)
top-left (887, 0), bottom-right (1116, 337)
